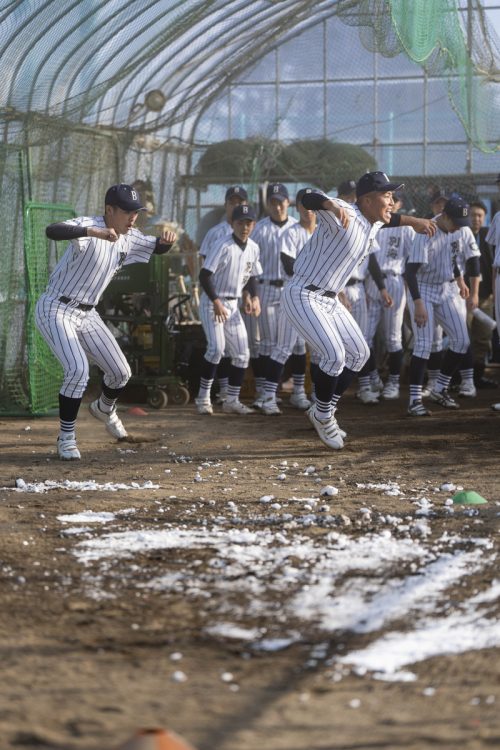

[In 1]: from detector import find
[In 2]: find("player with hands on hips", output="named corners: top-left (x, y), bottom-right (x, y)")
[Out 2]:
top-left (405, 197), bottom-right (480, 416)
top-left (35, 183), bottom-right (176, 460)
top-left (195, 203), bottom-right (262, 415)
top-left (282, 171), bottom-right (435, 450)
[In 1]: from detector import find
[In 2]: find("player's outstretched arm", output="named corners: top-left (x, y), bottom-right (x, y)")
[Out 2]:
top-left (46, 222), bottom-right (118, 242)
top-left (301, 191), bottom-right (350, 229)
top-left (400, 215), bottom-right (437, 237)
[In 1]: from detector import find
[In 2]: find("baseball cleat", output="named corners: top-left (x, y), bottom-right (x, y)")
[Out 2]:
top-left (57, 433), bottom-right (81, 460)
top-left (381, 383), bottom-right (400, 400)
top-left (357, 387), bottom-right (379, 404)
top-left (490, 402), bottom-right (500, 412)
top-left (308, 409), bottom-right (344, 450)
top-left (429, 388), bottom-right (459, 409)
top-left (306, 405), bottom-right (347, 439)
top-left (195, 397), bottom-right (213, 415)
top-left (289, 392), bottom-right (311, 410)
top-left (407, 399), bottom-right (432, 416)
top-left (252, 394), bottom-right (265, 409)
top-left (89, 400), bottom-right (128, 438)
top-left (370, 376), bottom-right (384, 394)
top-left (261, 397), bottom-right (282, 416)
top-left (458, 383), bottom-right (477, 397)
top-left (222, 399), bottom-right (254, 415)
top-left (215, 389), bottom-right (228, 404)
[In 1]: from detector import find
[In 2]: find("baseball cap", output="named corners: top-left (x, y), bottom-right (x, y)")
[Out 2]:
top-left (356, 171), bottom-right (404, 199)
top-left (267, 183), bottom-right (289, 202)
top-left (443, 197), bottom-right (471, 227)
top-left (337, 179), bottom-right (357, 197)
top-left (295, 187), bottom-right (315, 205)
top-left (429, 188), bottom-right (449, 205)
top-left (225, 185), bottom-right (248, 201)
top-left (231, 204), bottom-right (256, 222)
top-left (105, 183), bottom-right (145, 211)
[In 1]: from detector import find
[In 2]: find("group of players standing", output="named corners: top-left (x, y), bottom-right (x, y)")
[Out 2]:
top-left (194, 173), bottom-right (499, 449)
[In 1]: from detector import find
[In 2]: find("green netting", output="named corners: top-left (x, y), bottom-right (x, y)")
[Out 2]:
top-left (0, 202), bottom-right (75, 416)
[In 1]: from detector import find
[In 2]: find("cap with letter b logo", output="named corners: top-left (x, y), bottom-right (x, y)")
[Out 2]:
top-left (232, 204), bottom-right (256, 222)
top-left (105, 183), bottom-right (146, 211)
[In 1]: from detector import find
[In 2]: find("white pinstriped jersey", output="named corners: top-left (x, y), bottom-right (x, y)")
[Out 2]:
top-left (279, 223), bottom-right (314, 265)
top-left (373, 225), bottom-right (415, 275)
top-left (449, 225), bottom-right (481, 275)
top-left (292, 198), bottom-right (383, 293)
top-left (202, 236), bottom-right (262, 299)
top-left (251, 216), bottom-right (297, 280)
top-left (408, 222), bottom-right (479, 284)
top-left (46, 216), bottom-right (157, 306)
top-left (199, 219), bottom-right (231, 258)
top-left (486, 212), bottom-right (500, 265)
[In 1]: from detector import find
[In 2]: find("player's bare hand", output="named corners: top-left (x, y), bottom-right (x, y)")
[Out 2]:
top-left (456, 277), bottom-right (469, 299)
top-left (381, 289), bottom-right (393, 308)
top-left (338, 290), bottom-right (351, 311)
top-left (250, 296), bottom-right (261, 317)
top-left (89, 227), bottom-right (119, 242)
top-left (241, 292), bottom-right (252, 315)
top-left (323, 199), bottom-right (350, 229)
top-left (411, 218), bottom-right (437, 237)
top-left (160, 230), bottom-right (177, 245)
top-left (213, 299), bottom-right (229, 322)
top-left (413, 299), bottom-right (428, 327)
top-left (466, 293), bottom-right (479, 312)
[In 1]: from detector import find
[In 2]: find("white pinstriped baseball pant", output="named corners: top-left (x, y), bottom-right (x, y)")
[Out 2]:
top-left (282, 282), bottom-right (369, 377)
top-left (199, 294), bottom-right (250, 369)
top-left (407, 281), bottom-right (469, 359)
top-left (365, 274), bottom-right (406, 352)
top-left (35, 293), bottom-right (131, 399)
top-left (343, 280), bottom-right (368, 338)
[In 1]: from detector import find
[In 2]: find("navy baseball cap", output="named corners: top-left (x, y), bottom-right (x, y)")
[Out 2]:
top-left (443, 197), bottom-right (471, 227)
top-left (231, 204), bottom-right (256, 222)
top-left (337, 179), bottom-right (357, 197)
top-left (356, 171), bottom-right (404, 198)
top-left (295, 188), bottom-right (314, 205)
top-left (225, 185), bottom-right (248, 201)
top-left (105, 184), bottom-right (146, 211)
top-left (267, 183), bottom-right (289, 201)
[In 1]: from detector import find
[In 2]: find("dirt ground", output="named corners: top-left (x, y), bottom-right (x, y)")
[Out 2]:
top-left (0, 381), bottom-right (499, 750)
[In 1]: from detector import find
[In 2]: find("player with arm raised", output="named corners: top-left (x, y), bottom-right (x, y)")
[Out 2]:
top-left (36, 184), bottom-right (176, 460)
top-left (282, 171), bottom-right (436, 449)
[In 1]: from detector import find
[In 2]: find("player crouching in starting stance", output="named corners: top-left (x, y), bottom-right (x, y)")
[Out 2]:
top-left (36, 184), bottom-right (177, 460)
top-left (281, 172), bottom-right (436, 450)
top-left (195, 204), bottom-right (262, 415)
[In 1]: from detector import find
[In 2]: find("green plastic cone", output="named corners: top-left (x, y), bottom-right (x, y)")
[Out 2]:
top-left (452, 490), bottom-right (488, 505)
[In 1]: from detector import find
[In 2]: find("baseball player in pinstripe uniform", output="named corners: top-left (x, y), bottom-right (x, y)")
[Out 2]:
top-left (250, 183), bottom-right (297, 403)
top-left (486, 181), bottom-right (500, 411)
top-left (35, 184), bottom-right (176, 460)
top-left (195, 203), bottom-right (262, 415)
top-left (199, 186), bottom-right (249, 402)
top-left (259, 188), bottom-right (316, 415)
top-left (365, 193), bottom-right (416, 400)
top-left (406, 197), bottom-right (480, 415)
top-left (282, 172), bottom-right (436, 449)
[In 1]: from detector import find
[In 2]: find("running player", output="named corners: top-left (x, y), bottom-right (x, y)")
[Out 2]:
top-left (195, 204), bottom-right (262, 415)
top-left (250, 183), bottom-right (297, 404)
top-left (406, 197), bottom-right (480, 415)
top-left (282, 171), bottom-right (436, 449)
top-left (35, 184), bottom-right (177, 460)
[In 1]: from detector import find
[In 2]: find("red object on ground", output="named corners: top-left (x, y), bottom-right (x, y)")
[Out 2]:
top-left (117, 727), bottom-right (197, 750)
top-left (127, 406), bottom-right (148, 416)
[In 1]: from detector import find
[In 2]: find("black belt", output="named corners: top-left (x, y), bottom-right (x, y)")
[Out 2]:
top-left (346, 278), bottom-right (362, 286)
top-left (223, 297), bottom-right (237, 301)
top-left (305, 284), bottom-right (336, 299)
top-left (59, 296), bottom-right (94, 311)
top-left (259, 279), bottom-right (284, 287)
